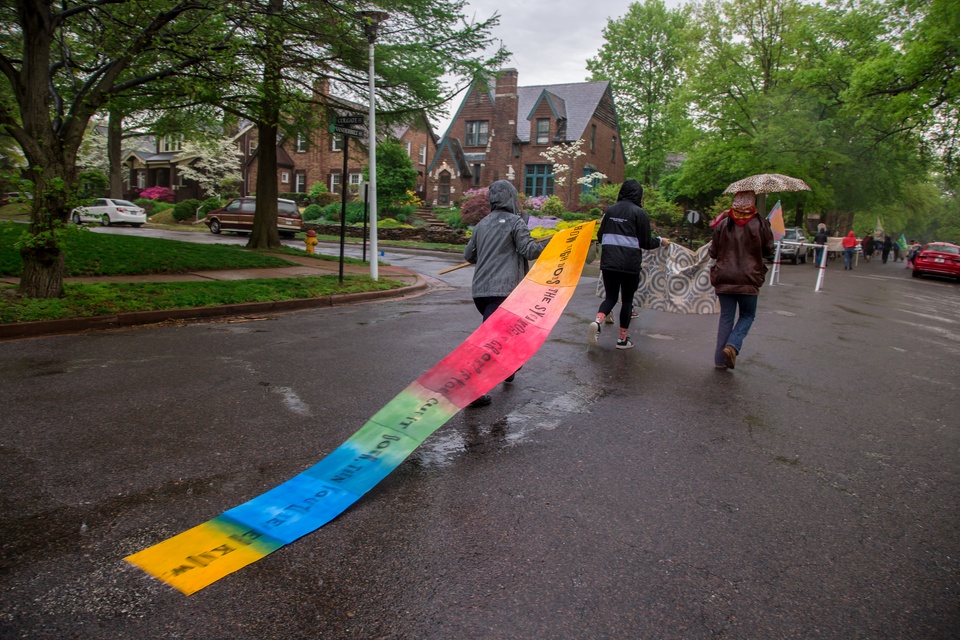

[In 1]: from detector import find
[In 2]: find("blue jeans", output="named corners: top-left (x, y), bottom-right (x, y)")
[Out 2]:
top-left (843, 248), bottom-right (854, 269)
top-left (715, 294), bottom-right (758, 366)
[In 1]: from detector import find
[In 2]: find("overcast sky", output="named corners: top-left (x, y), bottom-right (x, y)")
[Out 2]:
top-left (432, 0), bottom-right (635, 134)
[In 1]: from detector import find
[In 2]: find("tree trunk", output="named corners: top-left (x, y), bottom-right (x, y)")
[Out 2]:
top-left (17, 161), bottom-right (76, 298)
top-left (247, 0), bottom-right (284, 250)
top-left (108, 109), bottom-right (124, 198)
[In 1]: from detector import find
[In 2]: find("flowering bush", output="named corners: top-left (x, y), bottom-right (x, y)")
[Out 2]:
top-left (460, 189), bottom-right (491, 226)
top-left (138, 186), bottom-right (175, 203)
top-left (525, 195), bottom-right (548, 211)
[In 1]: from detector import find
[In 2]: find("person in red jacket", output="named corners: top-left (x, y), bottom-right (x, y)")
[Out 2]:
top-left (841, 231), bottom-right (859, 270)
top-left (708, 190), bottom-right (775, 370)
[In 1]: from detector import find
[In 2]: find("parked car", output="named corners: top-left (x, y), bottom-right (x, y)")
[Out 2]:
top-left (780, 227), bottom-right (808, 264)
top-left (911, 242), bottom-right (960, 281)
top-left (71, 198), bottom-right (146, 227)
top-left (204, 197), bottom-right (303, 237)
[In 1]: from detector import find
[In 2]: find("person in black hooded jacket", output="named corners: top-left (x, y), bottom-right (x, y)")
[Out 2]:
top-left (589, 179), bottom-right (670, 349)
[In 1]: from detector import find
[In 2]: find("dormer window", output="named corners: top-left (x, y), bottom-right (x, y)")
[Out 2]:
top-left (536, 118), bottom-right (550, 145)
top-left (465, 120), bottom-right (488, 146)
top-left (296, 132), bottom-right (308, 152)
top-left (161, 135), bottom-right (183, 153)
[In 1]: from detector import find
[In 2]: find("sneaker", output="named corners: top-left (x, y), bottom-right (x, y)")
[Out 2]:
top-left (631, 308), bottom-right (639, 319)
top-left (604, 314), bottom-right (615, 324)
top-left (468, 394), bottom-right (492, 408)
top-left (616, 337), bottom-right (634, 350)
top-left (722, 345), bottom-right (737, 369)
top-left (588, 321), bottom-right (601, 346)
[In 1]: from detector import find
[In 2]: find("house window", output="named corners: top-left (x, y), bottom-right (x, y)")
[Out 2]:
top-left (419, 144), bottom-right (427, 164)
top-left (295, 171), bottom-right (307, 193)
top-left (405, 141), bottom-right (412, 157)
top-left (161, 135), bottom-right (183, 153)
top-left (281, 171), bottom-right (290, 184)
top-left (464, 120), bottom-right (488, 146)
top-left (331, 134), bottom-right (343, 152)
top-left (612, 137), bottom-right (617, 162)
top-left (329, 172), bottom-right (341, 194)
top-left (296, 132), bottom-right (308, 153)
top-left (536, 118), bottom-right (550, 145)
top-left (137, 172), bottom-right (145, 189)
top-left (473, 164), bottom-right (481, 186)
top-left (249, 139), bottom-right (258, 154)
top-left (349, 172), bottom-right (362, 192)
top-left (524, 164), bottom-right (554, 197)
top-left (591, 125), bottom-right (597, 152)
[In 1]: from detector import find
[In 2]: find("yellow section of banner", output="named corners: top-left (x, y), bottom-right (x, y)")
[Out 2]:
top-left (125, 518), bottom-right (281, 595)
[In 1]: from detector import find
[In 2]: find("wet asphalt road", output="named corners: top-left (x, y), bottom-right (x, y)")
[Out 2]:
top-left (1, 240), bottom-right (958, 639)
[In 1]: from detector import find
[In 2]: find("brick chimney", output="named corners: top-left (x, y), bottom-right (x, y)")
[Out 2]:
top-left (492, 69), bottom-right (519, 184)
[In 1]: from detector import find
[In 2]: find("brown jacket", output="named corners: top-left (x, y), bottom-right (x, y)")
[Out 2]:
top-left (708, 214), bottom-right (775, 295)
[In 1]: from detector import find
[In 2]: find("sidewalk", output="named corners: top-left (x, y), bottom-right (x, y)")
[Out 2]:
top-left (0, 253), bottom-right (429, 341)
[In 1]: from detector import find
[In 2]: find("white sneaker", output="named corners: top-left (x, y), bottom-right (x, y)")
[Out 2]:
top-left (604, 314), bottom-right (615, 324)
top-left (616, 337), bottom-right (634, 350)
top-left (588, 321), bottom-right (600, 346)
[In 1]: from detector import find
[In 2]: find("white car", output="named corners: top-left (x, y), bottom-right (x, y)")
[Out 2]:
top-left (71, 198), bottom-right (147, 227)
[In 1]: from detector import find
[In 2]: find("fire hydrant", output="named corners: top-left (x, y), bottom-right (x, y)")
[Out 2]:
top-left (304, 229), bottom-right (318, 254)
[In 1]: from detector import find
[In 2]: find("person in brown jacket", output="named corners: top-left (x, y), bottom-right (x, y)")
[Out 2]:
top-left (708, 191), bottom-right (775, 369)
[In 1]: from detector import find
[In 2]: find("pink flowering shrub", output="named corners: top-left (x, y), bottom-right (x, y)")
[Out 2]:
top-left (459, 188), bottom-right (491, 226)
top-left (138, 186), bottom-right (175, 203)
top-left (525, 195), bottom-right (548, 212)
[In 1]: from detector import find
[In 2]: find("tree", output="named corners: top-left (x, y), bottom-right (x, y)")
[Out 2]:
top-left (0, 0), bottom-right (227, 298)
top-left (363, 139), bottom-right (418, 209)
top-left (587, 0), bottom-right (689, 185)
top-left (176, 137), bottom-right (242, 199)
top-left (204, 0), bottom-right (508, 250)
top-left (540, 139), bottom-right (586, 209)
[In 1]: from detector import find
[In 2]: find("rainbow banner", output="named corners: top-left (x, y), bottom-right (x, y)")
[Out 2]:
top-left (125, 221), bottom-right (596, 595)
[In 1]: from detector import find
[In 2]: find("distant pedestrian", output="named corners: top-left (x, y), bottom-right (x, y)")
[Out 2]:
top-left (862, 234), bottom-right (875, 262)
top-left (463, 180), bottom-right (544, 407)
top-left (881, 236), bottom-right (892, 263)
top-left (814, 223), bottom-right (829, 266)
top-left (589, 179), bottom-right (670, 350)
top-left (709, 190), bottom-right (775, 370)
top-left (892, 239), bottom-right (901, 262)
top-left (842, 231), bottom-right (858, 270)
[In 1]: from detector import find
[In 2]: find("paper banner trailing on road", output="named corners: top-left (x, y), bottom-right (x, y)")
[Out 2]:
top-left (125, 221), bottom-right (596, 595)
top-left (596, 242), bottom-right (719, 315)
top-left (768, 200), bottom-right (786, 241)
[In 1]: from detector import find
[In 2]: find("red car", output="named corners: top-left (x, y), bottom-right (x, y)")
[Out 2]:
top-left (912, 242), bottom-right (960, 281)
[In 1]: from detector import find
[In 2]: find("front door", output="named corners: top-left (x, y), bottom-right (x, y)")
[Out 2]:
top-left (439, 171), bottom-right (450, 205)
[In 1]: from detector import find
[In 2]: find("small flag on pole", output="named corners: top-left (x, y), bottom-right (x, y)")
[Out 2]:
top-left (768, 200), bottom-right (786, 241)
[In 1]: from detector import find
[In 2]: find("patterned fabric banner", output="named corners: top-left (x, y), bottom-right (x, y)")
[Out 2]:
top-left (596, 242), bottom-right (719, 315)
top-left (125, 221), bottom-right (596, 595)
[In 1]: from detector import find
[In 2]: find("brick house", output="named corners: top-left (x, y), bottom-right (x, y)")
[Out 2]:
top-left (426, 68), bottom-right (625, 208)
top-left (123, 88), bottom-right (438, 203)
top-left (239, 112), bottom-right (436, 202)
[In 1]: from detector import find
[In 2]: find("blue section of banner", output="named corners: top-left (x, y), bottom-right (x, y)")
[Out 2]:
top-left (223, 475), bottom-right (359, 545)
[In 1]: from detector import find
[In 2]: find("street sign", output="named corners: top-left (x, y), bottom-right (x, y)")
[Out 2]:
top-left (334, 116), bottom-right (365, 126)
top-left (329, 124), bottom-right (363, 137)
top-left (686, 210), bottom-right (700, 224)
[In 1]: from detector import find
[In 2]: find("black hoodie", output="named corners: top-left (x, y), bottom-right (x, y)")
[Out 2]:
top-left (597, 179), bottom-right (662, 274)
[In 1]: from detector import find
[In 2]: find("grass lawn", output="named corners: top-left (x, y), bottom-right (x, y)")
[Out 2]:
top-left (0, 221), bottom-right (402, 324)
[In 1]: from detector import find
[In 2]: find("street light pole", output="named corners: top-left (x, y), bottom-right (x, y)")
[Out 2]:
top-left (360, 10), bottom-right (388, 281)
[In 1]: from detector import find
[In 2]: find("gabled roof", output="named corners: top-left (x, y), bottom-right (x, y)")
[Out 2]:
top-left (516, 81), bottom-right (609, 143)
top-left (427, 136), bottom-right (471, 176)
top-left (526, 89), bottom-right (567, 122)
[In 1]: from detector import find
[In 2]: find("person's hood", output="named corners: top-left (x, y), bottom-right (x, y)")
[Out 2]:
top-left (847, 231), bottom-right (856, 237)
top-left (488, 180), bottom-right (520, 214)
top-left (617, 179), bottom-right (644, 206)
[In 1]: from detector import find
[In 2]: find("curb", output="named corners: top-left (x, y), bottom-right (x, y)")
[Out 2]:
top-left (0, 275), bottom-right (429, 341)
